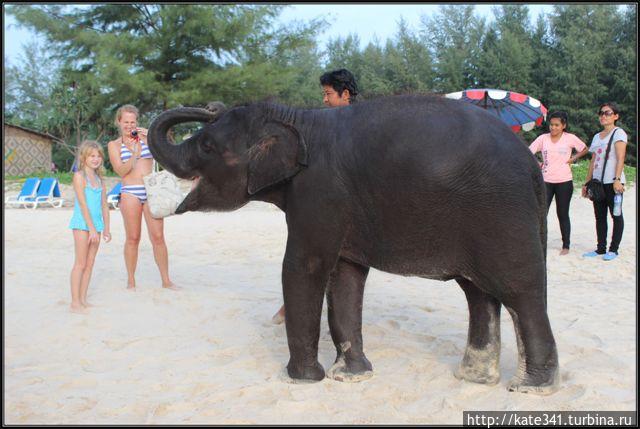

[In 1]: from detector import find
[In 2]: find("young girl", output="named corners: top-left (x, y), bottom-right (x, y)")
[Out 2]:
top-left (69, 141), bottom-right (111, 313)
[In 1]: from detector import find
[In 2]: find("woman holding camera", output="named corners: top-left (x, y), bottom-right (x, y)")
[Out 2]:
top-left (107, 104), bottom-right (178, 290)
top-left (529, 111), bottom-right (588, 255)
top-left (581, 102), bottom-right (628, 261)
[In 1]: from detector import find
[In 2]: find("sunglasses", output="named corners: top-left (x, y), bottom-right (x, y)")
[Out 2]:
top-left (598, 110), bottom-right (615, 117)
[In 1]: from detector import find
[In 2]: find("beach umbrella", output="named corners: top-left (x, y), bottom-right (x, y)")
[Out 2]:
top-left (445, 88), bottom-right (547, 133)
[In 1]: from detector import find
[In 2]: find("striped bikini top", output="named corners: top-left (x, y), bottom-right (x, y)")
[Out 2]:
top-left (120, 139), bottom-right (153, 162)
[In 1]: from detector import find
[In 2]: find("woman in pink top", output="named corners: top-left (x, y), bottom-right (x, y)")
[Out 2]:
top-left (529, 111), bottom-right (588, 255)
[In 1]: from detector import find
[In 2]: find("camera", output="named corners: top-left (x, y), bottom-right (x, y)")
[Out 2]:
top-left (130, 130), bottom-right (138, 137)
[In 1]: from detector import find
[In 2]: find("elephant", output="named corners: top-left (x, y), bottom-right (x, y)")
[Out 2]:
top-left (147, 95), bottom-right (559, 395)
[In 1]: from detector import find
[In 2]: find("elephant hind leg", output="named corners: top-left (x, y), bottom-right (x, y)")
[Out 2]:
top-left (504, 299), bottom-right (559, 395)
top-left (454, 278), bottom-right (501, 385)
top-left (326, 258), bottom-right (373, 383)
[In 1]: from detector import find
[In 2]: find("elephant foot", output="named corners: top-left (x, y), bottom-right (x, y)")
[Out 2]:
top-left (506, 365), bottom-right (560, 396)
top-left (326, 354), bottom-right (373, 383)
top-left (454, 345), bottom-right (500, 385)
top-left (454, 364), bottom-right (500, 385)
top-left (286, 360), bottom-right (325, 382)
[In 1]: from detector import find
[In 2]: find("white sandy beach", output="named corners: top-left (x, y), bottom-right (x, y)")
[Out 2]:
top-left (4, 182), bottom-right (636, 424)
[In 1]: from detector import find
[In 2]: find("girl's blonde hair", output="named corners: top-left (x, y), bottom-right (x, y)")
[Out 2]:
top-left (114, 104), bottom-right (139, 131)
top-left (76, 140), bottom-right (106, 178)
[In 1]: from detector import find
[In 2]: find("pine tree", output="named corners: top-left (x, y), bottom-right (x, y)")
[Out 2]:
top-left (324, 34), bottom-right (364, 78)
top-left (476, 5), bottom-right (535, 93)
top-left (420, 5), bottom-right (486, 93)
top-left (383, 19), bottom-right (434, 94)
top-left (546, 5), bottom-right (630, 145)
top-left (8, 4), bottom-right (323, 112)
top-left (600, 5), bottom-right (637, 163)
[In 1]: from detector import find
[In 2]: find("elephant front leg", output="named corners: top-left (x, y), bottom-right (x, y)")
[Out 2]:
top-left (454, 278), bottom-right (502, 385)
top-left (282, 239), bottom-right (342, 382)
top-left (326, 258), bottom-right (373, 382)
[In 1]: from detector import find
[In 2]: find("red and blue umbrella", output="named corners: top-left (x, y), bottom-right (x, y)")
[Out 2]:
top-left (445, 88), bottom-right (548, 132)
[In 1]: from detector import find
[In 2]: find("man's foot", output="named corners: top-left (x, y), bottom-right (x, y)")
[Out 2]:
top-left (70, 304), bottom-right (88, 314)
top-left (271, 305), bottom-right (285, 325)
top-left (603, 251), bottom-right (618, 261)
top-left (82, 302), bottom-right (95, 308)
top-left (559, 248), bottom-right (569, 256)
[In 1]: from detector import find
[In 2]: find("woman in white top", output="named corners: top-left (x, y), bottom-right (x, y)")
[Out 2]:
top-left (581, 102), bottom-right (628, 261)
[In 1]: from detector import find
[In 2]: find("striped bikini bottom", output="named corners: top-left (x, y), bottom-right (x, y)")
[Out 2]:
top-left (121, 185), bottom-right (147, 204)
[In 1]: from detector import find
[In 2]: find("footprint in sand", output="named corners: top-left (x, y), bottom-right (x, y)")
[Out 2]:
top-left (72, 397), bottom-right (98, 413)
top-left (557, 383), bottom-right (587, 401)
top-left (277, 368), bottom-right (320, 385)
top-left (208, 348), bottom-right (242, 366)
top-left (80, 359), bottom-right (114, 374)
top-left (25, 377), bottom-right (44, 385)
top-left (385, 320), bottom-right (401, 330)
top-left (101, 336), bottom-right (170, 351)
top-left (210, 354), bottom-right (237, 366)
top-left (588, 334), bottom-right (604, 347)
top-left (62, 378), bottom-right (98, 389)
top-left (102, 338), bottom-right (145, 351)
top-left (223, 308), bottom-right (241, 318)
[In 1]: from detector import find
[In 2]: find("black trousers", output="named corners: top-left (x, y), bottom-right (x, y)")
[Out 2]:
top-left (545, 181), bottom-right (574, 249)
top-left (592, 183), bottom-right (624, 254)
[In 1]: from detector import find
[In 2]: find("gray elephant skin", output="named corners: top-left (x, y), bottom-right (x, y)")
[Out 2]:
top-left (147, 95), bottom-right (559, 395)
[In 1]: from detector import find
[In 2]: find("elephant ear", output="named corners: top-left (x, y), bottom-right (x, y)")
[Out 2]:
top-left (246, 121), bottom-right (308, 195)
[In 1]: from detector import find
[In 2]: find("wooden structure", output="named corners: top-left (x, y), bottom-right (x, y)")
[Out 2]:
top-left (4, 123), bottom-right (58, 176)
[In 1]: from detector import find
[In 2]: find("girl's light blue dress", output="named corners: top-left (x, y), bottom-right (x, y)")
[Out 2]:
top-left (69, 173), bottom-right (104, 232)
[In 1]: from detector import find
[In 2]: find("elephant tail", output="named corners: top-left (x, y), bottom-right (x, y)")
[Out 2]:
top-left (532, 169), bottom-right (548, 308)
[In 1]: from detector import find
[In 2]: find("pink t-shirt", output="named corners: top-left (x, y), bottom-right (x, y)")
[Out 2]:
top-left (529, 132), bottom-right (587, 183)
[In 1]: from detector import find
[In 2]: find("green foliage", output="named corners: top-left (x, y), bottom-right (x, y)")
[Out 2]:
top-left (5, 170), bottom-right (119, 186)
top-left (4, 41), bottom-right (58, 131)
top-left (6, 4), bottom-right (637, 168)
top-left (382, 19), bottom-right (435, 95)
top-left (477, 6), bottom-right (536, 93)
top-left (325, 34), bottom-right (363, 74)
top-left (539, 5), bottom-right (637, 164)
top-left (7, 4), bottom-right (324, 129)
top-left (571, 160), bottom-right (636, 190)
top-left (420, 5), bottom-right (486, 92)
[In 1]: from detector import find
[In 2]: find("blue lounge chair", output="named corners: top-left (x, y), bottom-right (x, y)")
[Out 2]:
top-left (107, 182), bottom-right (122, 209)
top-left (30, 177), bottom-right (64, 209)
top-left (5, 177), bottom-right (41, 208)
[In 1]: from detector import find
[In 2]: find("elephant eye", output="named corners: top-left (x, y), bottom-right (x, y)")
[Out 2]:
top-left (200, 140), bottom-right (214, 153)
top-left (198, 134), bottom-right (218, 154)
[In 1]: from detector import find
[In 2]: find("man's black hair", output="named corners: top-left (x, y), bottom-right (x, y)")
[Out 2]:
top-left (320, 69), bottom-right (359, 103)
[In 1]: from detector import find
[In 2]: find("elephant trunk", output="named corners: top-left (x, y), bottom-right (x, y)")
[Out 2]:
top-left (147, 105), bottom-right (225, 178)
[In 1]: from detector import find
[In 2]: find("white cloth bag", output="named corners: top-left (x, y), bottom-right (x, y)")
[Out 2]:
top-left (143, 169), bottom-right (186, 218)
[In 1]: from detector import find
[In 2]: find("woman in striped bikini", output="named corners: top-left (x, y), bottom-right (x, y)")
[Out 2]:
top-left (107, 105), bottom-right (179, 291)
